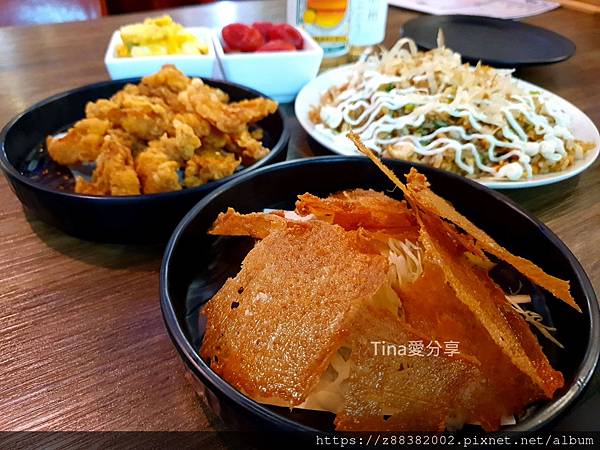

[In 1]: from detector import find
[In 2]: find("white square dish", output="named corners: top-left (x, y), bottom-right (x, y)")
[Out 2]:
top-left (213, 27), bottom-right (324, 103)
top-left (104, 27), bottom-right (217, 79)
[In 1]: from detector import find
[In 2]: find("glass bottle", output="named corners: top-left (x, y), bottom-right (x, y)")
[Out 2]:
top-left (348, 0), bottom-right (388, 61)
top-left (288, 0), bottom-right (351, 68)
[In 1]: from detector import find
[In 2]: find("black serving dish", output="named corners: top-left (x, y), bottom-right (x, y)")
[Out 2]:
top-left (160, 156), bottom-right (599, 438)
top-left (0, 78), bottom-right (289, 243)
top-left (402, 15), bottom-right (575, 68)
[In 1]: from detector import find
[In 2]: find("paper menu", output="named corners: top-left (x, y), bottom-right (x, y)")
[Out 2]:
top-left (388, 0), bottom-right (560, 19)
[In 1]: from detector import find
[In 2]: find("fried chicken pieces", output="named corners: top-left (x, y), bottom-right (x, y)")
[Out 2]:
top-left (46, 65), bottom-right (277, 195)
top-left (201, 141), bottom-right (577, 431)
top-left (46, 118), bottom-right (111, 165)
top-left (75, 136), bottom-right (140, 195)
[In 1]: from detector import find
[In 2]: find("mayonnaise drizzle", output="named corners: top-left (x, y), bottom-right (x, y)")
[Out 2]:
top-left (316, 42), bottom-right (579, 181)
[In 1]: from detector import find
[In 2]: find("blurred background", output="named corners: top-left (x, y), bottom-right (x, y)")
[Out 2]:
top-left (1, 0), bottom-right (598, 28)
top-left (0, 0), bottom-right (219, 27)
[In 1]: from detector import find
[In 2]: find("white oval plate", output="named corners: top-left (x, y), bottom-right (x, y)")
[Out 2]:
top-left (295, 65), bottom-right (600, 189)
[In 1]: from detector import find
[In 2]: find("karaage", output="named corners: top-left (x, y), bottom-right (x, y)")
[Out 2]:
top-left (45, 65), bottom-right (277, 196)
top-left (47, 118), bottom-right (111, 165)
top-left (75, 136), bottom-right (140, 196)
top-left (184, 149), bottom-right (241, 188)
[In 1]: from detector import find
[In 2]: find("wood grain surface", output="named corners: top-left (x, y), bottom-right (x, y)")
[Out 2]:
top-left (0, 0), bottom-right (598, 435)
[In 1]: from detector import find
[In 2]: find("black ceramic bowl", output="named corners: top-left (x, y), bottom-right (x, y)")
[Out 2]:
top-left (160, 156), bottom-right (599, 437)
top-left (0, 78), bottom-right (288, 243)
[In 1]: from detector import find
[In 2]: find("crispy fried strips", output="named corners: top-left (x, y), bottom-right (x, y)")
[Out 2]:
top-left (201, 221), bottom-right (388, 406)
top-left (200, 133), bottom-right (574, 431)
top-left (205, 202), bottom-right (568, 430)
top-left (336, 306), bottom-right (506, 432)
top-left (404, 170), bottom-right (578, 311)
top-left (210, 208), bottom-right (287, 239)
top-left (296, 189), bottom-right (416, 233)
top-left (416, 213), bottom-right (563, 398)
top-left (396, 259), bottom-right (543, 430)
top-left (348, 132), bottom-right (579, 312)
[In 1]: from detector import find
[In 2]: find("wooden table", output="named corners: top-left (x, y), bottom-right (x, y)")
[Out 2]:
top-left (0, 0), bottom-right (598, 437)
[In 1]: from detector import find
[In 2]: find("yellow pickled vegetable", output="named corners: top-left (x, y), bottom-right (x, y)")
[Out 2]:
top-left (116, 15), bottom-right (208, 57)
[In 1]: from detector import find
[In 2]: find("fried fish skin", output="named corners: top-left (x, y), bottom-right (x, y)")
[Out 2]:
top-left (335, 305), bottom-right (507, 432)
top-left (46, 118), bottom-right (111, 165)
top-left (202, 154), bottom-right (572, 430)
top-left (296, 189), bottom-right (417, 233)
top-left (201, 220), bottom-right (389, 406)
top-left (351, 134), bottom-right (579, 311)
top-left (135, 147), bottom-right (181, 194)
top-left (184, 149), bottom-right (240, 188)
top-left (209, 208), bottom-right (287, 239)
top-left (413, 213), bottom-right (564, 399)
top-left (203, 213), bottom-right (518, 430)
top-left (404, 169), bottom-right (578, 311)
top-left (75, 136), bottom-right (140, 196)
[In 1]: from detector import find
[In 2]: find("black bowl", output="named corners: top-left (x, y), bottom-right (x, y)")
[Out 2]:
top-left (0, 78), bottom-right (289, 243)
top-left (160, 156), bottom-right (599, 436)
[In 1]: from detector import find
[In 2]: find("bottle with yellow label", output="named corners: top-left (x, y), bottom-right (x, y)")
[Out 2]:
top-left (288, 0), bottom-right (350, 66)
